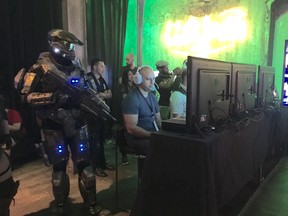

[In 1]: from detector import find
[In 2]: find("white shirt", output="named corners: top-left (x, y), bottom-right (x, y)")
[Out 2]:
top-left (169, 84), bottom-right (186, 118)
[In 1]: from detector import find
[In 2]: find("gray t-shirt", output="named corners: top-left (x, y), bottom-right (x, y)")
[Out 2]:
top-left (122, 88), bottom-right (159, 132)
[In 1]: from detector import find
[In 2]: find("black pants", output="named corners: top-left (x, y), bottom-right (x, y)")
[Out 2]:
top-left (88, 118), bottom-right (107, 169)
top-left (89, 133), bottom-right (106, 169)
top-left (127, 138), bottom-right (150, 156)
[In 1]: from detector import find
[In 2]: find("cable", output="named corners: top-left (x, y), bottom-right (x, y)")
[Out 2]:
top-left (194, 122), bottom-right (206, 138)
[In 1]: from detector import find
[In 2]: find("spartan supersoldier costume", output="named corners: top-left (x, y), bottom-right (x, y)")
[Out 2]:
top-left (18, 29), bottom-right (113, 215)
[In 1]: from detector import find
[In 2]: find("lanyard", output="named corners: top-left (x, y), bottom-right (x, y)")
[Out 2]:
top-left (137, 88), bottom-right (159, 131)
top-left (137, 88), bottom-right (154, 117)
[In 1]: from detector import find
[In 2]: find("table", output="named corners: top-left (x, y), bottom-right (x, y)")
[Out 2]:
top-left (131, 109), bottom-right (288, 216)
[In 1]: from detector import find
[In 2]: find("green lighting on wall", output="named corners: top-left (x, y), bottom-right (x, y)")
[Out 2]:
top-left (161, 7), bottom-right (248, 58)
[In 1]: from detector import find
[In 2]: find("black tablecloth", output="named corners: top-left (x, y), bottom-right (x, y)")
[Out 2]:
top-left (131, 110), bottom-right (288, 216)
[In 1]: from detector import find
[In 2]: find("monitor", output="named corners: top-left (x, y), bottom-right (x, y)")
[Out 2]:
top-left (231, 63), bottom-right (257, 114)
top-left (186, 56), bottom-right (232, 130)
top-left (257, 66), bottom-right (275, 107)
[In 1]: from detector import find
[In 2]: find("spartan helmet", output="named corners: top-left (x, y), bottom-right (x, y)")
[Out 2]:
top-left (47, 29), bottom-right (83, 61)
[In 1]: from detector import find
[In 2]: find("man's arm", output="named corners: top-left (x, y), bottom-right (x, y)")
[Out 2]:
top-left (170, 92), bottom-right (184, 118)
top-left (158, 68), bottom-right (182, 89)
top-left (172, 113), bottom-right (182, 118)
top-left (123, 114), bottom-right (151, 138)
top-left (8, 123), bottom-right (21, 132)
top-left (158, 75), bottom-right (176, 89)
top-left (98, 89), bottom-right (112, 99)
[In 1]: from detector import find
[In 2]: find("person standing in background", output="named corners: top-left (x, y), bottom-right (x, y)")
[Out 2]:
top-left (120, 69), bottom-right (135, 99)
top-left (155, 60), bottom-right (181, 120)
top-left (123, 54), bottom-right (138, 75)
top-left (119, 54), bottom-right (138, 84)
top-left (87, 58), bottom-right (114, 177)
top-left (0, 95), bottom-right (19, 216)
top-left (6, 108), bottom-right (22, 133)
top-left (169, 70), bottom-right (187, 118)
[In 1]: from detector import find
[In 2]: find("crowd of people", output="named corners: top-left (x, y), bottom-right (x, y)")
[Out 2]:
top-left (0, 28), bottom-right (187, 216)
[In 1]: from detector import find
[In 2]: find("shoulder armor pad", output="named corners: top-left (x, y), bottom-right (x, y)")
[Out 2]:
top-left (32, 63), bottom-right (40, 69)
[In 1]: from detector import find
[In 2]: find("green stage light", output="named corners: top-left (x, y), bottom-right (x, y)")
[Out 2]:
top-left (161, 7), bottom-right (248, 58)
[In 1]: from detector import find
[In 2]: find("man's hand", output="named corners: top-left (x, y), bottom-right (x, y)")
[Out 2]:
top-left (173, 67), bottom-right (182, 76)
top-left (98, 92), bottom-right (105, 100)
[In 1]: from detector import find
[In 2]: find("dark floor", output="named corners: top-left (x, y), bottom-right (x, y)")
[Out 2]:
top-left (219, 158), bottom-right (280, 216)
top-left (10, 139), bottom-right (136, 216)
top-left (239, 156), bottom-right (288, 216)
top-left (9, 138), bottom-right (280, 216)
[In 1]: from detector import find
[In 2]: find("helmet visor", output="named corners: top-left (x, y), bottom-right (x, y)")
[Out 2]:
top-left (69, 43), bottom-right (75, 52)
top-left (62, 40), bottom-right (75, 52)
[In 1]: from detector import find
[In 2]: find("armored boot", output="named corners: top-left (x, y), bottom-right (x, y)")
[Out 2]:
top-left (51, 171), bottom-right (70, 215)
top-left (89, 204), bottom-right (112, 216)
top-left (78, 166), bottom-right (111, 216)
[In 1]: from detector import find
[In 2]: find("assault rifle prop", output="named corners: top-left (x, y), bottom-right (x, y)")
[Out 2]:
top-left (44, 69), bottom-right (116, 122)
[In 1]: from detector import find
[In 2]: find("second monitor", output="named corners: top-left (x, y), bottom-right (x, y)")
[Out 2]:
top-left (231, 63), bottom-right (257, 114)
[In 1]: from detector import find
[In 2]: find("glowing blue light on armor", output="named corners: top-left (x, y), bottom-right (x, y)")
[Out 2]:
top-left (57, 145), bottom-right (63, 153)
top-left (80, 143), bottom-right (84, 152)
top-left (70, 78), bottom-right (80, 85)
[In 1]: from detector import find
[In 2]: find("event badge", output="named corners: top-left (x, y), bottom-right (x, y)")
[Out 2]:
top-left (153, 118), bottom-right (159, 131)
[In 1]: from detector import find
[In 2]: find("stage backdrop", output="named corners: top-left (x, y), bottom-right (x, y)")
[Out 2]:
top-left (123, 0), bottom-right (288, 96)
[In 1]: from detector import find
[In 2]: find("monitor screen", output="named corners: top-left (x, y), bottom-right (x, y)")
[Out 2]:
top-left (283, 67), bottom-right (288, 107)
top-left (231, 63), bottom-right (257, 114)
top-left (257, 66), bottom-right (275, 107)
top-left (186, 56), bottom-right (232, 130)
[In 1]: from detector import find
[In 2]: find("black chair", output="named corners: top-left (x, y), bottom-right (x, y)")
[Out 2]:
top-left (114, 125), bottom-right (146, 209)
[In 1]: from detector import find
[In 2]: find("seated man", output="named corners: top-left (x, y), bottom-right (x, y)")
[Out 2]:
top-left (169, 70), bottom-right (187, 118)
top-left (122, 66), bottom-right (161, 156)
